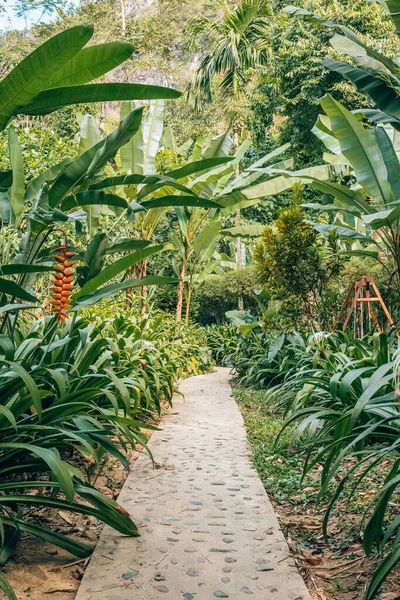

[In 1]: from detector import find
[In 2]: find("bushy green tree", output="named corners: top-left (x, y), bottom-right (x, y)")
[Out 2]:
top-left (247, 0), bottom-right (398, 164)
top-left (253, 186), bottom-right (344, 330)
top-left (194, 266), bottom-right (260, 324)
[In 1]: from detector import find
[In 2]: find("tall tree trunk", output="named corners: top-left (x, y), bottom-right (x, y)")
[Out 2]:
top-left (120, 0), bottom-right (126, 36)
top-left (233, 131), bottom-right (244, 310)
top-left (139, 258), bottom-right (148, 315)
top-left (185, 283), bottom-right (193, 327)
top-left (176, 262), bottom-right (186, 322)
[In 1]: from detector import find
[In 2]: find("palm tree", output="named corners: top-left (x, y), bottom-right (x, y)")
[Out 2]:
top-left (186, 0), bottom-right (272, 110)
top-left (185, 0), bottom-right (272, 295)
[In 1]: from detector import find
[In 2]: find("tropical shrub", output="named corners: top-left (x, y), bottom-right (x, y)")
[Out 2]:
top-left (0, 315), bottom-right (146, 590)
top-left (85, 303), bottom-right (214, 384)
top-left (206, 323), bottom-right (240, 365)
top-left (233, 326), bottom-right (400, 598)
top-left (194, 266), bottom-right (260, 325)
top-left (0, 305), bottom-right (214, 598)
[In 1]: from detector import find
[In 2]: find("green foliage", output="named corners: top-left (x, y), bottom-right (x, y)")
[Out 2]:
top-left (194, 266), bottom-right (260, 325)
top-left (274, 3), bottom-right (400, 300)
top-left (206, 323), bottom-right (240, 365)
top-left (253, 187), bottom-right (345, 330)
top-left (232, 324), bottom-right (400, 598)
top-left (248, 0), bottom-right (398, 164)
top-left (232, 385), bottom-right (317, 503)
top-left (0, 125), bottom-right (78, 181)
top-left (0, 306), bottom-right (212, 597)
top-left (185, 0), bottom-right (272, 111)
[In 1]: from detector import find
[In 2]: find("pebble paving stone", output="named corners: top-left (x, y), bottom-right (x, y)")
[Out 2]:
top-left (75, 368), bottom-right (312, 600)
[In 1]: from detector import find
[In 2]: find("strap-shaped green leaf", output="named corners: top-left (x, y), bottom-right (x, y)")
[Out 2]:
top-left (0, 277), bottom-right (37, 302)
top-left (323, 59), bottom-right (400, 120)
top-left (221, 224), bottom-right (263, 238)
top-left (73, 244), bottom-right (170, 299)
top-left (21, 83), bottom-right (181, 116)
top-left (61, 191), bottom-right (128, 211)
top-left (8, 126), bottom-right (24, 226)
top-left (165, 157), bottom-right (234, 180)
top-left (73, 275), bottom-right (177, 308)
top-left (139, 195), bottom-right (220, 209)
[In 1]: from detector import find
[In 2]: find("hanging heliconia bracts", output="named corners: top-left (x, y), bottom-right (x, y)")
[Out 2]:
top-left (52, 241), bottom-right (76, 322)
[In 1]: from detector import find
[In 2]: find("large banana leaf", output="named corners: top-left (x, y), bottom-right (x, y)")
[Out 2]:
top-left (73, 244), bottom-right (170, 299)
top-left (323, 59), bottom-right (400, 121)
top-left (221, 224), bottom-right (263, 238)
top-left (203, 129), bottom-right (234, 158)
top-left (142, 100), bottom-right (164, 175)
top-left (193, 219), bottom-right (221, 256)
top-left (329, 33), bottom-right (394, 73)
top-left (89, 173), bottom-right (156, 189)
top-left (314, 223), bottom-right (371, 240)
top-left (25, 158), bottom-right (74, 203)
top-left (47, 41), bottom-right (135, 88)
top-left (363, 206), bottom-right (400, 228)
top-left (246, 143), bottom-right (291, 170)
top-left (239, 164), bottom-right (333, 199)
top-left (78, 114), bottom-right (102, 155)
top-left (312, 114), bottom-right (346, 158)
top-left (374, 125), bottom-right (400, 199)
top-left (49, 107), bottom-right (144, 207)
top-left (73, 275), bottom-right (178, 308)
top-left (136, 180), bottom-right (197, 200)
top-left (139, 196), bottom-right (220, 210)
top-left (61, 191), bottom-right (128, 211)
top-left (0, 25), bottom-right (93, 131)
top-left (21, 83), bottom-right (180, 116)
top-left (164, 157), bottom-right (233, 180)
top-left (119, 100), bottom-right (144, 174)
top-left (354, 108), bottom-right (400, 130)
top-left (320, 94), bottom-right (392, 203)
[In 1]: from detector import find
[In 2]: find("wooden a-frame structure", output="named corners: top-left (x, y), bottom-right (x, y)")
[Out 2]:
top-left (333, 275), bottom-right (397, 336)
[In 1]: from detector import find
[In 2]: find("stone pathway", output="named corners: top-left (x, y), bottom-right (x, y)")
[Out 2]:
top-left (75, 368), bottom-right (311, 600)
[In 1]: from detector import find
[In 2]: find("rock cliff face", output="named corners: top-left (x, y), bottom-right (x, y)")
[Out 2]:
top-left (126, 0), bottom-right (156, 10)
top-left (122, 0), bottom-right (198, 88)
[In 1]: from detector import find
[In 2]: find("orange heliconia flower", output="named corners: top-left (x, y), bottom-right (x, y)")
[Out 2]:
top-left (52, 245), bottom-right (76, 322)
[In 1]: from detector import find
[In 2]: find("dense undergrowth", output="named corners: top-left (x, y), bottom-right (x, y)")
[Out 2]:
top-left (0, 308), bottom-right (212, 598)
top-left (211, 322), bottom-right (400, 599)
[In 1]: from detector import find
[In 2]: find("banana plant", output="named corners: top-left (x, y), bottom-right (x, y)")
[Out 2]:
top-left (84, 102), bottom-right (236, 312)
top-left (0, 24), bottom-right (180, 133)
top-left (267, 104), bottom-right (400, 292)
top-left (171, 136), bottom-right (336, 323)
top-left (0, 106), bottom-right (183, 329)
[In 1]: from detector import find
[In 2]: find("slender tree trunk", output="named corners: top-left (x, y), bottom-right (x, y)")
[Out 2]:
top-left (233, 130), bottom-right (244, 310)
top-left (185, 284), bottom-right (193, 327)
top-left (120, 0), bottom-right (126, 36)
top-left (176, 262), bottom-right (187, 322)
top-left (140, 258), bottom-right (147, 315)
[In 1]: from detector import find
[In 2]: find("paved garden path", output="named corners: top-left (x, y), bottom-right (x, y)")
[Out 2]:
top-left (76, 368), bottom-right (311, 600)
